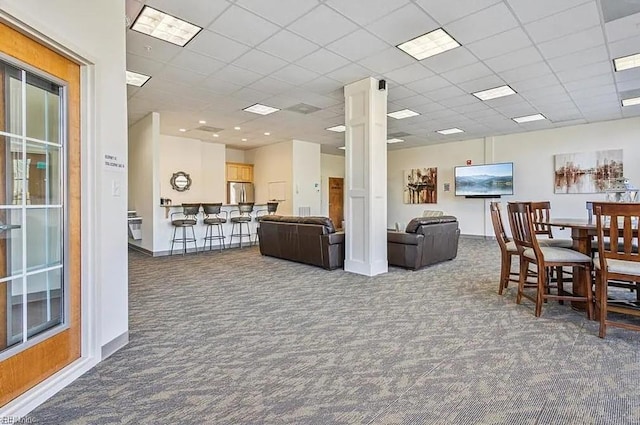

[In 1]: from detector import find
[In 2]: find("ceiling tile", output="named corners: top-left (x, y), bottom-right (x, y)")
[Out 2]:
top-left (233, 50), bottom-right (288, 75)
top-left (213, 64), bottom-right (263, 86)
top-left (153, 65), bottom-right (207, 86)
top-left (325, 63), bottom-right (372, 85)
top-left (405, 75), bottom-right (451, 93)
top-left (440, 62), bottom-right (493, 84)
top-left (257, 30), bottom-right (319, 61)
top-left (547, 45), bottom-right (609, 73)
top-left (201, 76), bottom-right (243, 95)
top-left (126, 30), bottom-right (182, 63)
top-left (296, 49), bottom-right (351, 74)
top-left (438, 94), bottom-right (480, 108)
top-left (366, 3), bottom-right (438, 46)
top-left (414, 0), bottom-right (501, 25)
top-left (424, 85), bottom-right (467, 101)
top-left (608, 35), bottom-right (640, 59)
top-left (126, 53), bottom-right (166, 75)
top-left (524, 2), bottom-right (601, 44)
top-left (466, 27), bottom-right (532, 60)
top-left (563, 74), bottom-right (614, 91)
top-left (569, 84), bottom-right (618, 100)
top-left (326, 0), bottom-right (410, 25)
top-left (271, 64), bottom-right (320, 86)
top-left (235, 0), bottom-right (320, 26)
top-left (422, 47), bottom-right (478, 74)
top-left (537, 26), bottom-right (605, 60)
top-left (288, 5), bottom-right (359, 46)
top-left (616, 78), bottom-right (640, 92)
top-left (247, 77), bottom-right (295, 95)
top-left (457, 74), bottom-right (506, 92)
top-left (511, 74), bottom-right (561, 93)
top-left (387, 85), bottom-right (418, 101)
top-left (359, 48), bottom-right (415, 74)
top-left (605, 10), bottom-right (640, 42)
top-left (384, 63), bottom-right (435, 85)
top-left (169, 50), bottom-right (226, 76)
top-left (146, 0), bottom-right (231, 27)
top-left (499, 61), bottom-right (553, 83)
top-left (208, 5), bottom-right (280, 47)
top-left (555, 61), bottom-right (613, 83)
top-left (446, 3), bottom-right (519, 44)
top-left (327, 29), bottom-right (389, 61)
top-left (391, 94), bottom-right (432, 109)
top-left (186, 30), bottom-right (251, 63)
top-left (506, 0), bottom-right (591, 24)
top-left (485, 46), bottom-right (544, 73)
top-left (298, 76), bottom-right (344, 94)
top-left (231, 87), bottom-right (271, 103)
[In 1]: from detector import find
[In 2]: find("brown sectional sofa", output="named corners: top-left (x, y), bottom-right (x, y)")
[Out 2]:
top-left (257, 215), bottom-right (345, 270)
top-left (387, 216), bottom-right (460, 270)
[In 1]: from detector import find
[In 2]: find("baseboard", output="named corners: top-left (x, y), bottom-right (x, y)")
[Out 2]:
top-left (460, 234), bottom-right (494, 240)
top-left (101, 331), bottom-right (129, 360)
top-left (147, 242), bottom-right (259, 257)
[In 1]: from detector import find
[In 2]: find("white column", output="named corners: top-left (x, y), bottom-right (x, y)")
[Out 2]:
top-left (343, 77), bottom-right (388, 276)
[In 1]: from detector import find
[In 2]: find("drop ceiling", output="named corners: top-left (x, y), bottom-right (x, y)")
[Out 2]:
top-left (125, 0), bottom-right (640, 153)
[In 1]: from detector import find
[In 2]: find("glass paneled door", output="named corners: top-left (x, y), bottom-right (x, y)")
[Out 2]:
top-left (0, 22), bottom-right (81, 407)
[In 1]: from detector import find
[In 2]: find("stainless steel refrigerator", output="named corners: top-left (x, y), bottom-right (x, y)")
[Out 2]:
top-left (227, 182), bottom-right (255, 204)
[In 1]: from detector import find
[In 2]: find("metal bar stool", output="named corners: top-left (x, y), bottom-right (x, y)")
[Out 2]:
top-left (170, 203), bottom-right (200, 255)
top-left (201, 203), bottom-right (227, 252)
top-left (253, 201), bottom-right (278, 245)
top-left (229, 202), bottom-right (254, 248)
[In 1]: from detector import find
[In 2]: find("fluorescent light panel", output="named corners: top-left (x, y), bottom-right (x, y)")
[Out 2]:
top-left (472, 85), bottom-right (516, 101)
top-left (622, 96), bottom-right (640, 107)
top-left (387, 109), bottom-right (420, 119)
top-left (326, 125), bottom-right (346, 132)
top-left (387, 138), bottom-right (405, 144)
top-left (243, 103), bottom-right (280, 115)
top-left (126, 70), bottom-right (151, 87)
top-left (397, 28), bottom-right (460, 61)
top-left (338, 146), bottom-right (346, 150)
top-left (614, 53), bottom-right (640, 72)
top-left (437, 128), bottom-right (464, 135)
top-left (512, 113), bottom-right (546, 123)
top-left (131, 6), bottom-right (202, 47)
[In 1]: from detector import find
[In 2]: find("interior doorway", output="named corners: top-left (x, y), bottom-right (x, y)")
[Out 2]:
top-left (328, 177), bottom-right (344, 230)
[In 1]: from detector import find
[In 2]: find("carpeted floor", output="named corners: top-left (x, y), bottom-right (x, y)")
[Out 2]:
top-left (28, 238), bottom-right (640, 424)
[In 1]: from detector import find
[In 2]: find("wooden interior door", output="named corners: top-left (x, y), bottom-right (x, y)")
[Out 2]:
top-left (0, 21), bottom-right (81, 407)
top-left (328, 177), bottom-right (344, 230)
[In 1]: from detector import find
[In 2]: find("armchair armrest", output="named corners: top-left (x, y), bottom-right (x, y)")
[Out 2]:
top-left (387, 231), bottom-right (421, 245)
top-left (323, 231), bottom-right (345, 245)
top-left (217, 210), bottom-right (228, 221)
top-left (228, 208), bottom-right (240, 219)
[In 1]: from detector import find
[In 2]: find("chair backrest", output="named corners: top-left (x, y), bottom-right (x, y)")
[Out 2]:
top-left (238, 202), bottom-right (254, 215)
top-left (267, 202), bottom-right (279, 214)
top-left (593, 202), bottom-right (640, 269)
top-left (489, 202), bottom-right (510, 251)
top-left (530, 201), bottom-right (554, 238)
top-left (507, 202), bottom-right (540, 256)
top-left (202, 203), bottom-right (222, 216)
top-left (182, 203), bottom-right (200, 216)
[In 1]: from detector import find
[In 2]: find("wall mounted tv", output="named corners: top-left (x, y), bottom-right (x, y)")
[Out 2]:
top-left (454, 162), bottom-right (514, 198)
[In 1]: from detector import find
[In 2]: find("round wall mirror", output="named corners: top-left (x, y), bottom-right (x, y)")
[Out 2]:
top-left (170, 171), bottom-right (192, 192)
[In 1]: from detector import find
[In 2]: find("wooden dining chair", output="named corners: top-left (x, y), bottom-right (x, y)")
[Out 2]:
top-left (507, 202), bottom-right (594, 319)
top-left (489, 202), bottom-right (520, 295)
top-left (529, 201), bottom-right (573, 248)
top-left (592, 202), bottom-right (640, 338)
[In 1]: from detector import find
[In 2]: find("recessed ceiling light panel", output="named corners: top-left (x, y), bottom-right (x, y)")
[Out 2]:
top-left (131, 6), bottom-right (202, 47)
top-left (387, 138), bottom-right (405, 144)
top-left (326, 125), bottom-right (346, 132)
top-left (126, 70), bottom-right (151, 87)
top-left (614, 53), bottom-right (640, 72)
top-left (437, 128), bottom-right (464, 135)
top-left (472, 85), bottom-right (516, 101)
top-left (622, 96), bottom-right (640, 107)
top-left (397, 28), bottom-right (460, 61)
top-left (512, 113), bottom-right (547, 123)
top-left (387, 109), bottom-right (420, 119)
top-left (243, 103), bottom-right (280, 115)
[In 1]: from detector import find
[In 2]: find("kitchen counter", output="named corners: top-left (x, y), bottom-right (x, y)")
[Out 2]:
top-left (159, 203), bottom-right (268, 218)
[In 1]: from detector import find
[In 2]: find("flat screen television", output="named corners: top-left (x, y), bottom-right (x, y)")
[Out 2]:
top-left (454, 162), bottom-right (514, 197)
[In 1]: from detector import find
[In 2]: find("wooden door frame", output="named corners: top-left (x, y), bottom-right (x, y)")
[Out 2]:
top-left (328, 177), bottom-right (344, 230)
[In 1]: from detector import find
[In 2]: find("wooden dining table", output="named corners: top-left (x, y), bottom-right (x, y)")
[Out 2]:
top-left (540, 218), bottom-right (595, 309)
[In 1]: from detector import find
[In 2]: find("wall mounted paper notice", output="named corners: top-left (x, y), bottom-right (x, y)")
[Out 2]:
top-left (268, 181), bottom-right (286, 201)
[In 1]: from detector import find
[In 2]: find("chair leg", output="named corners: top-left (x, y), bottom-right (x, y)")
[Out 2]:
top-left (170, 226), bottom-right (177, 255)
top-left (191, 226), bottom-right (197, 254)
top-left (557, 266), bottom-right (564, 305)
top-left (182, 226), bottom-right (187, 255)
top-left (535, 266), bottom-right (546, 317)
top-left (217, 224), bottom-right (224, 251)
top-left (584, 266), bottom-right (594, 321)
top-left (598, 271), bottom-right (607, 338)
top-left (230, 222), bottom-right (236, 247)
top-left (498, 253), bottom-right (511, 295)
top-left (516, 258), bottom-right (528, 304)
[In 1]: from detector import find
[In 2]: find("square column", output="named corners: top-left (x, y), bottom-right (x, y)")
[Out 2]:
top-left (343, 77), bottom-right (388, 276)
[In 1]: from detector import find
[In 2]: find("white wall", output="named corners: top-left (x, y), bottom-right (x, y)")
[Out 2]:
top-left (225, 148), bottom-right (246, 163)
top-left (248, 141), bottom-right (293, 214)
top-left (128, 112), bottom-right (158, 252)
top-left (388, 117), bottom-right (640, 237)
top-left (320, 154), bottom-right (345, 217)
top-left (292, 140), bottom-right (321, 216)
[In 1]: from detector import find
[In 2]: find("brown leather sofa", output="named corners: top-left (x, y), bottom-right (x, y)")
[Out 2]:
top-left (257, 215), bottom-right (345, 270)
top-left (387, 216), bottom-right (460, 270)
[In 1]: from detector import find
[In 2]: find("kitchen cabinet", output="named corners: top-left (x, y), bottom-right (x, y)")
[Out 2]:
top-left (226, 162), bottom-right (253, 182)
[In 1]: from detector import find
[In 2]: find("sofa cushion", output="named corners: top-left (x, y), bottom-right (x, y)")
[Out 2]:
top-left (405, 216), bottom-right (458, 233)
top-left (259, 215), bottom-right (336, 233)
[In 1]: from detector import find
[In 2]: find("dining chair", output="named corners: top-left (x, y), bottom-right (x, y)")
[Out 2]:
top-left (507, 201), bottom-right (594, 319)
top-left (592, 202), bottom-right (640, 338)
top-left (489, 202), bottom-right (520, 295)
top-left (529, 201), bottom-right (573, 248)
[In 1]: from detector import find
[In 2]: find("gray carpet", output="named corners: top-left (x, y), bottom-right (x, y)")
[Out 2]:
top-left (28, 238), bottom-right (640, 424)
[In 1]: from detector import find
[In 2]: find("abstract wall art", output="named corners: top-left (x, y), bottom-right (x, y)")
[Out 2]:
top-left (554, 149), bottom-right (623, 194)
top-left (403, 167), bottom-right (437, 204)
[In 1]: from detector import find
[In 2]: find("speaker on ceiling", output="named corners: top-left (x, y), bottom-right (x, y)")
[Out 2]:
top-left (378, 79), bottom-right (386, 91)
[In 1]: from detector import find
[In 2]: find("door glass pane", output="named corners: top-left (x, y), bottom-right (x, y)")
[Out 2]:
top-left (7, 278), bottom-right (23, 349)
top-left (25, 73), bottom-right (61, 143)
top-left (26, 268), bottom-right (62, 339)
top-left (26, 208), bottom-right (61, 271)
top-left (26, 141), bottom-right (61, 205)
top-left (1, 63), bottom-right (23, 136)
top-left (0, 208), bottom-right (22, 280)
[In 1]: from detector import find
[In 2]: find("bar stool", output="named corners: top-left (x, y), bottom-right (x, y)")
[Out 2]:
top-left (253, 201), bottom-right (279, 245)
top-left (229, 202), bottom-right (254, 248)
top-left (170, 203), bottom-right (200, 255)
top-left (201, 203), bottom-right (227, 252)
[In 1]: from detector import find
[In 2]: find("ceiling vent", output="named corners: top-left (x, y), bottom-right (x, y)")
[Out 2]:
top-left (388, 131), bottom-right (411, 138)
top-left (194, 125), bottom-right (224, 133)
top-left (600, 0), bottom-right (640, 22)
top-left (285, 103), bottom-right (321, 114)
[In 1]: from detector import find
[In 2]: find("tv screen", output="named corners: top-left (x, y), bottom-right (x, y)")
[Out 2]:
top-left (454, 162), bottom-right (514, 197)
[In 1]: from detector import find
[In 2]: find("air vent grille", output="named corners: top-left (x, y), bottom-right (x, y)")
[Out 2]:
top-left (195, 125), bottom-right (224, 133)
top-left (284, 103), bottom-right (321, 114)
